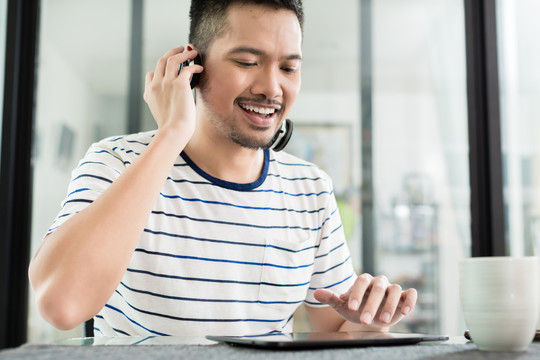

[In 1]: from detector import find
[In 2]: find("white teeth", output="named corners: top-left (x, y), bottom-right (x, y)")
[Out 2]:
top-left (240, 103), bottom-right (276, 115)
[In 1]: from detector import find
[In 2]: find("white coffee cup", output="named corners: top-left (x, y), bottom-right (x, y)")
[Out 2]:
top-left (459, 256), bottom-right (539, 351)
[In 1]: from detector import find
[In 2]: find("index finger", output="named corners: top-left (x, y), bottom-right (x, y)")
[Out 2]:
top-left (153, 46), bottom-right (185, 79)
top-left (347, 273), bottom-right (373, 311)
top-left (168, 50), bottom-right (202, 82)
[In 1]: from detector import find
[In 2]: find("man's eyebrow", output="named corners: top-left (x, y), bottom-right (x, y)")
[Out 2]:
top-left (227, 46), bottom-right (303, 61)
top-left (228, 46), bottom-right (264, 56)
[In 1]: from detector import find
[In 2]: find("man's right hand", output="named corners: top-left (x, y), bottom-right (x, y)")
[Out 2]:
top-left (143, 46), bottom-right (203, 138)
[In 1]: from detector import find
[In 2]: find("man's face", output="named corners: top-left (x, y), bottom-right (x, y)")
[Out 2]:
top-left (197, 3), bottom-right (302, 149)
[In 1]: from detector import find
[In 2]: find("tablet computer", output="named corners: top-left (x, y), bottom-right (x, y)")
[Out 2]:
top-left (206, 331), bottom-right (449, 350)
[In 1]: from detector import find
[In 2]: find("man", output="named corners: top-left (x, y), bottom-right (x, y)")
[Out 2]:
top-left (29, 0), bottom-right (417, 337)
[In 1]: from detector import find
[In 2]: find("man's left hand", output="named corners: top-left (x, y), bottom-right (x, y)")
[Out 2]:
top-left (313, 273), bottom-right (417, 330)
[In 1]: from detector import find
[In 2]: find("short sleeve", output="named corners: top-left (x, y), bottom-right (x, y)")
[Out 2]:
top-left (46, 138), bottom-right (131, 235)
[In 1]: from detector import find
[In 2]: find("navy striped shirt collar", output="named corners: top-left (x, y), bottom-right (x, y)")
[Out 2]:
top-left (180, 149), bottom-right (270, 191)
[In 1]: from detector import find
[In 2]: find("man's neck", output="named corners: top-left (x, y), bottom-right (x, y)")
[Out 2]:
top-left (183, 130), bottom-right (266, 184)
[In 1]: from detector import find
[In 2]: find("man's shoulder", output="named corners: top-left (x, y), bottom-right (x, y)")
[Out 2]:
top-left (271, 150), bottom-right (332, 183)
top-left (94, 130), bottom-right (156, 150)
top-left (80, 131), bottom-right (157, 167)
top-left (84, 131), bottom-right (155, 158)
top-left (272, 150), bottom-right (313, 166)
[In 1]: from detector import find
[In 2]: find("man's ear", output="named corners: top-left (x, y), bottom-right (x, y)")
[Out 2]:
top-left (185, 44), bottom-right (203, 89)
top-left (187, 43), bottom-right (202, 56)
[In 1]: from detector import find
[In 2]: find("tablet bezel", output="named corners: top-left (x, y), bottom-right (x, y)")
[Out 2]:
top-left (206, 331), bottom-right (449, 350)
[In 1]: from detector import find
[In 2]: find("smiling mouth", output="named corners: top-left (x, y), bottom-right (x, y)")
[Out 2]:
top-left (238, 102), bottom-right (280, 117)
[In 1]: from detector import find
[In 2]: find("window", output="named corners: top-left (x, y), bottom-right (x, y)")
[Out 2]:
top-left (497, 0), bottom-right (540, 257)
top-left (27, 0), bottom-right (471, 342)
top-left (370, 0), bottom-right (469, 334)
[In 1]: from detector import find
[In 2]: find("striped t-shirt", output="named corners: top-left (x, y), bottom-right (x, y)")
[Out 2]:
top-left (48, 131), bottom-right (356, 337)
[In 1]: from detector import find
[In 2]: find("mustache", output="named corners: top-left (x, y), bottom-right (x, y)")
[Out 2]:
top-left (235, 97), bottom-right (283, 109)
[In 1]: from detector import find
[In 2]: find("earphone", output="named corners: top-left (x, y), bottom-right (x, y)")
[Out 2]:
top-left (271, 118), bottom-right (293, 152)
top-left (178, 54), bottom-right (202, 89)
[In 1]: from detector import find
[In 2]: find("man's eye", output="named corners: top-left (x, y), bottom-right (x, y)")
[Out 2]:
top-left (236, 61), bottom-right (256, 67)
top-left (282, 67), bottom-right (298, 74)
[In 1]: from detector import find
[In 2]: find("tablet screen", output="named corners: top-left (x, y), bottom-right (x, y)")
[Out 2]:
top-left (206, 331), bottom-right (449, 350)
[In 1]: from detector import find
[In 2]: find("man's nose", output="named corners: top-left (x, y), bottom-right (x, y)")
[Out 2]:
top-left (250, 67), bottom-right (283, 99)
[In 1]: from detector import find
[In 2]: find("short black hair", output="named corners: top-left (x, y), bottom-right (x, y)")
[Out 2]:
top-left (189, 0), bottom-right (304, 56)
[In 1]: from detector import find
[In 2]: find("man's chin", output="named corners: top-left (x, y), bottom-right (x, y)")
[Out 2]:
top-left (232, 139), bottom-right (272, 150)
top-left (229, 135), bottom-right (274, 150)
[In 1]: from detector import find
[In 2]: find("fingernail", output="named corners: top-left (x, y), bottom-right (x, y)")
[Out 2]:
top-left (381, 312), bottom-right (391, 323)
top-left (349, 300), bottom-right (360, 311)
top-left (361, 312), bottom-right (372, 324)
top-left (403, 306), bottom-right (411, 315)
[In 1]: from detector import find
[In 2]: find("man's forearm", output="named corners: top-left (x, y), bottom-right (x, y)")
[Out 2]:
top-left (28, 128), bottom-right (189, 330)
